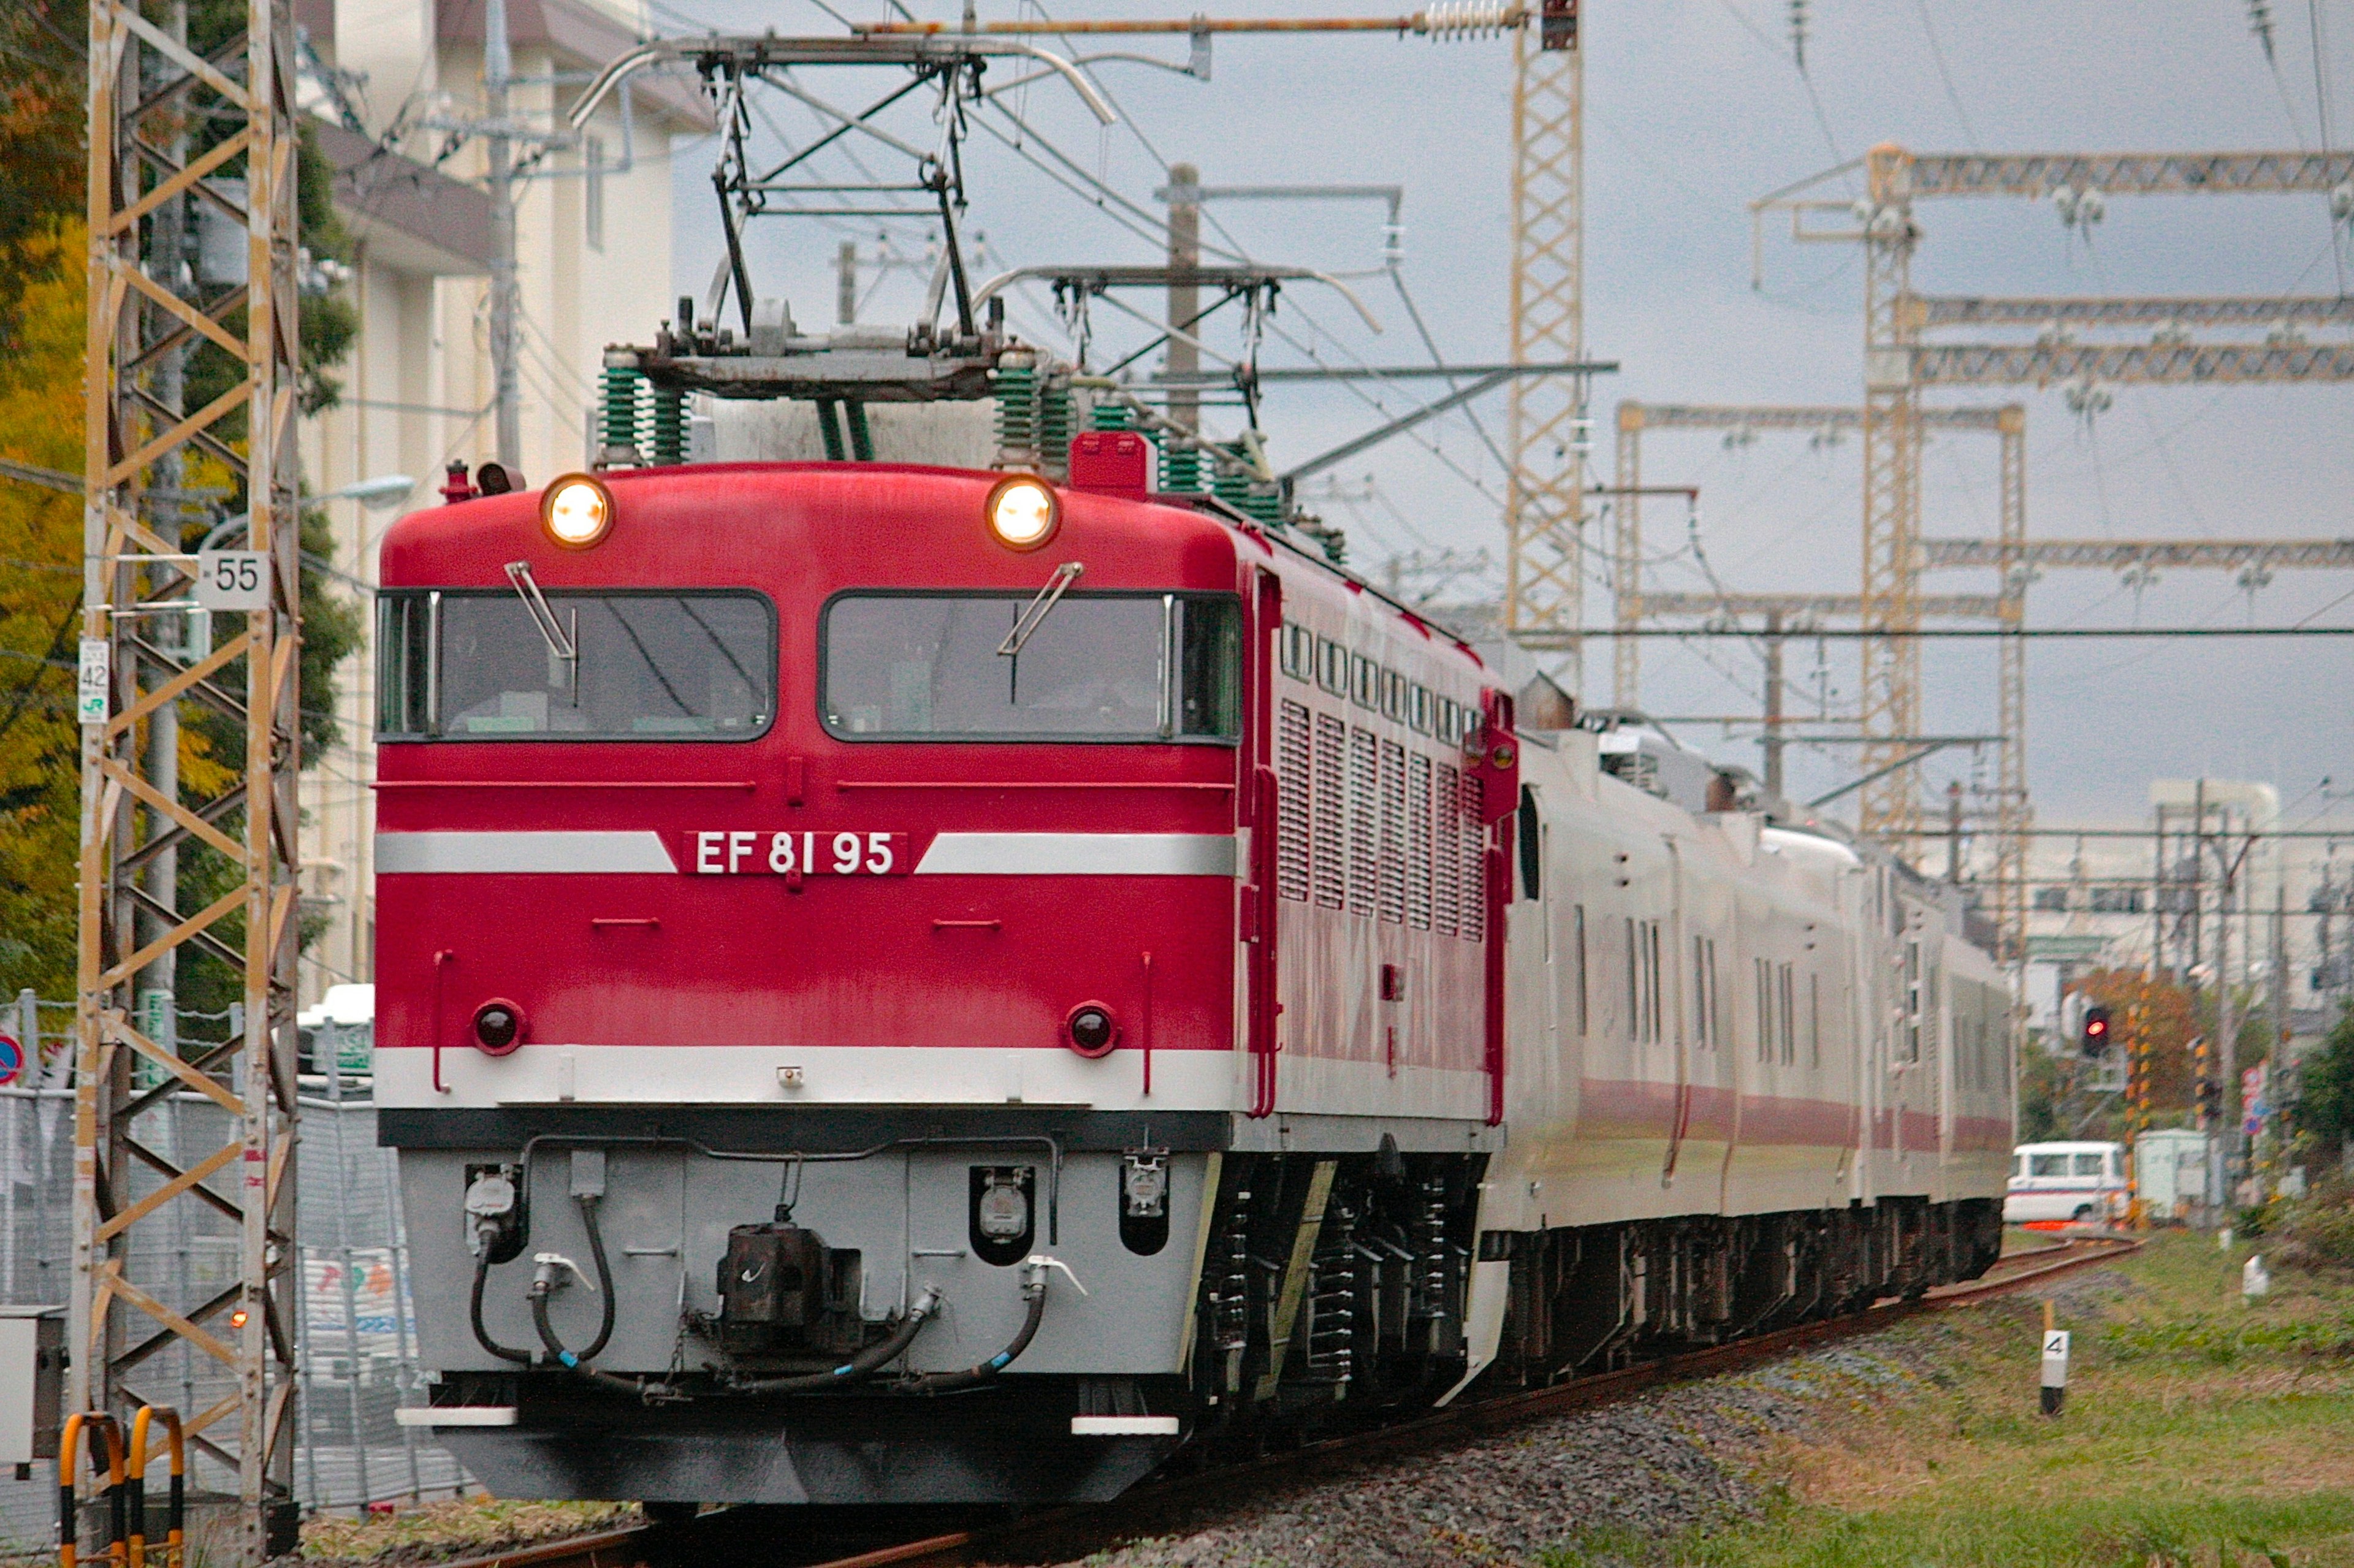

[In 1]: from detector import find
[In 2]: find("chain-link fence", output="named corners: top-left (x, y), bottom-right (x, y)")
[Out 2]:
top-left (0, 994), bottom-right (470, 1551)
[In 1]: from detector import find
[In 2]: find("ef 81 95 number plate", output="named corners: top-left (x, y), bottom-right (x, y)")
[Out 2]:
top-left (687, 829), bottom-right (911, 876)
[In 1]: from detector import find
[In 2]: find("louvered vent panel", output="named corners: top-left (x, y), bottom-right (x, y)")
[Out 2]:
top-left (1406, 752), bottom-right (1433, 931)
top-left (1433, 764), bottom-right (1461, 937)
top-left (1312, 712), bottom-right (1347, 909)
top-left (1377, 740), bottom-right (1407, 924)
top-left (1275, 699), bottom-right (1311, 902)
top-left (1347, 727), bottom-right (1379, 918)
top-left (1458, 773), bottom-right (1485, 942)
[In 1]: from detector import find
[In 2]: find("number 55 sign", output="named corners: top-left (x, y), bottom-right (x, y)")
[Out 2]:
top-left (196, 550), bottom-right (269, 611)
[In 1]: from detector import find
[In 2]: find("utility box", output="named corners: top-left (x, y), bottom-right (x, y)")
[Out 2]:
top-left (2136, 1129), bottom-right (2214, 1222)
top-left (0, 1306), bottom-right (64, 1467)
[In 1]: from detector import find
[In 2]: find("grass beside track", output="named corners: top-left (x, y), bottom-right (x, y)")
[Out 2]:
top-left (1550, 1231), bottom-right (2354, 1568)
top-left (297, 1499), bottom-right (635, 1567)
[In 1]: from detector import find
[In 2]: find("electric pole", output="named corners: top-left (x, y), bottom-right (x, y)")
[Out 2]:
top-left (486, 0), bottom-right (521, 468)
top-left (80, 0), bottom-right (303, 1556)
top-left (1165, 161), bottom-right (1202, 464)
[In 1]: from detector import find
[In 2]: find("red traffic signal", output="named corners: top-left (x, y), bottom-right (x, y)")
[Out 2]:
top-left (2080, 1003), bottom-right (2112, 1055)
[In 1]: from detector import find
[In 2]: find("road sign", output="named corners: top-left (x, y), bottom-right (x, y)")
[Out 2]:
top-left (0, 1035), bottom-right (21, 1087)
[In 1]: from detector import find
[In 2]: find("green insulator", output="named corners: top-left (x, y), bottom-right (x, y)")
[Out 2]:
top-left (1163, 442), bottom-right (1201, 493)
top-left (1037, 378), bottom-right (1074, 479)
top-left (1210, 445), bottom-right (1252, 508)
top-left (652, 386), bottom-right (687, 465)
top-left (815, 399), bottom-right (847, 462)
top-left (1090, 400), bottom-right (1131, 430)
top-left (992, 355), bottom-right (1038, 467)
top-left (600, 359), bottom-right (644, 464)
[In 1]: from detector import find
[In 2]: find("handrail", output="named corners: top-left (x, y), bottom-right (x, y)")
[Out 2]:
top-left (58, 1411), bottom-right (127, 1568)
top-left (127, 1406), bottom-right (184, 1568)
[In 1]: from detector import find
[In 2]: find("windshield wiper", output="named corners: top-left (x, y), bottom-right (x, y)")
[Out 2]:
top-left (505, 560), bottom-right (579, 702)
top-left (996, 561), bottom-right (1084, 659)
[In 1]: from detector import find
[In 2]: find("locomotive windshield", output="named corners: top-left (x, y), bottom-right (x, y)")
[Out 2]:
top-left (376, 590), bottom-right (774, 740)
top-left (821, 591), bottom-right (1240, 742)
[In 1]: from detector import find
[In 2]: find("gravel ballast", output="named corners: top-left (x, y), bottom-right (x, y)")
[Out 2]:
top-left (1030, 1320), bottom-right (1975, 1568)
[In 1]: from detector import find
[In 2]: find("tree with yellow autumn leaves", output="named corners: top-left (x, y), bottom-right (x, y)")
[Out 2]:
top-left (0, 0), bottom-right (360, 1008)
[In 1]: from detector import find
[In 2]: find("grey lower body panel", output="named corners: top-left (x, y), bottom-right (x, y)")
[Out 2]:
top-left (436, 1400), bottom-right (1179, 1505)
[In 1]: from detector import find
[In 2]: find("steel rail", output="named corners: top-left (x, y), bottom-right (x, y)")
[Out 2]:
top-left (416, 1238), bottom-right (2135, 1568)
top-left (816, 1235), bottom-right (2144, 1567)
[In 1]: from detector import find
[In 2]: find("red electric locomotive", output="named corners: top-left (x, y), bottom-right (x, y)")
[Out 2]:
top-left (378, 435), bottom-right (2005, 1509)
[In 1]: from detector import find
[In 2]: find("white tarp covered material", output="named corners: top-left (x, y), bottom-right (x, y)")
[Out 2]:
top-left (305, 1249), bottom-right (413, 1374)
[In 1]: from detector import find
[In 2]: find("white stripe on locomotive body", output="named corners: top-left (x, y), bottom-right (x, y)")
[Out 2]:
top-left (912, 832), bottom-right (1236, 877)
top-left (377, 830), bottom-right (679, 874)
top-left (375, 831), bottom-right (1237, 877)
top-left (371, 1038), bottom-right (1493, 1116)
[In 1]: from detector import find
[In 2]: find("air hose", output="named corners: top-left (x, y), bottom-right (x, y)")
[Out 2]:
top-left (727, 1287), bottom-right (944, 1395)
top-left (470, 1242), bottom-right (534, 1365)
top-left (896, 1254), bottom-right (1077, 1395)
top-left (528, 1195), bottom-right (660, 1394)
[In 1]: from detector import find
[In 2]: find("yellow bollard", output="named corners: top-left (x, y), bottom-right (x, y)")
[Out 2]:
top-left (57, 1412), bottom-right (127, 1568)
top-left (126, 1407), bottom-right (184, 1568)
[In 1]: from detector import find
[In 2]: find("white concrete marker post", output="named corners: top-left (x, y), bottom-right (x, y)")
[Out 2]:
top-left (2039, 1301), bottom-right (2069, 1417)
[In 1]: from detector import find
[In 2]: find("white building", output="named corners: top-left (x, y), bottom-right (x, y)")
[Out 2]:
top-left (293, 0), bottom-right (708, 999)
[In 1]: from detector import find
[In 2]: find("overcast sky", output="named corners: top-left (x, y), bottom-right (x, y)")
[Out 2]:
top-left (638, 0), bottom-right (2354, 841)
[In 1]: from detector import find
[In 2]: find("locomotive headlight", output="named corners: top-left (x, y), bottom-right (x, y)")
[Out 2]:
top-left (986, 474), bottom-right (1059, 551)
top-left (541, 473), bottom-right (614, 549)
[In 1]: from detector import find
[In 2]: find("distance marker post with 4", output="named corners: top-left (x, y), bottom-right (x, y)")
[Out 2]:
top-left (2040, 1301), bottom-right (2069, 1417)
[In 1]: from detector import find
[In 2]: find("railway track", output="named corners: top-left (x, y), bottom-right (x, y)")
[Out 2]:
top-left (422, 1234), bottom-right (2138, 1568)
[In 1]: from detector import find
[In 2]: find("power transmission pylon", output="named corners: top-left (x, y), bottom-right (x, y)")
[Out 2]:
top-left (1504, 3), bottom-right (1588, 678)
top-left (78, 0), bottom-right (301, 1557)
top-left (1857, 143), bottom-right (1925, 852)
top-left (1609, 397), bottom-right (2032, 970)
top-left (1753, 144), bottom-right (2354, 861)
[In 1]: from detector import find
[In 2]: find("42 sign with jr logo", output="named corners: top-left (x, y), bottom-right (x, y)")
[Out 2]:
top-left (689, 829), bottom-right (911, 876)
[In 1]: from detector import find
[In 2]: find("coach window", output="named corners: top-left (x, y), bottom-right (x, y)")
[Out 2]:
top-left (1410, 683), bottom-right (1432, 734)
top-left (1352, 654), bottom-right (1380, 710)
top-left (819, 591), bottom-right (1241, 742)
top-left (377, 589), bottom-right (774, 740)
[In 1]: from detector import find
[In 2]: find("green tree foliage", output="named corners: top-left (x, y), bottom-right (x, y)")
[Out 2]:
top-left (0, 0), bottom-right (85, 345)
top-left (2293, 1003), bottom-right (2354, 1148)
top-left (0, 227), bottom-right (86, 998)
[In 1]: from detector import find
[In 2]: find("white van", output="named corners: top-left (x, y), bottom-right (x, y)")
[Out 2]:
top-left (2003, 1141), bottom-right (2128, 1224)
